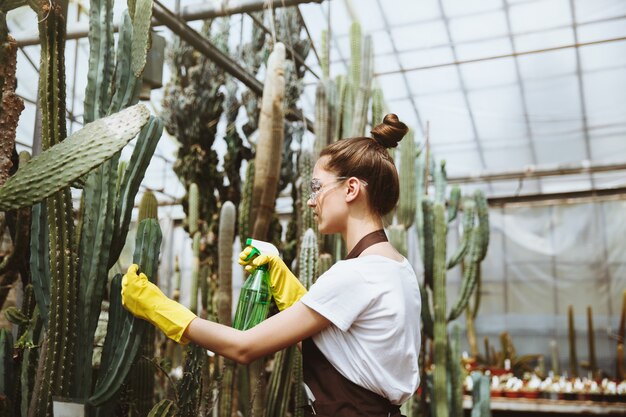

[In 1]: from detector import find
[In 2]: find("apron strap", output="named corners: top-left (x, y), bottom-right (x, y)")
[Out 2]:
top-left (345, 229), bottom-right (388, 260)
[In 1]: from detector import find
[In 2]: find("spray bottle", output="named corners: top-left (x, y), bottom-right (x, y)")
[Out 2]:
top-left (232, 238), bottom-right (279, 330)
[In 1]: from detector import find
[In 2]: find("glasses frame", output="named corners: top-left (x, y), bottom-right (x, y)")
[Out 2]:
top-left (308, 176), bottom-right (368, 203)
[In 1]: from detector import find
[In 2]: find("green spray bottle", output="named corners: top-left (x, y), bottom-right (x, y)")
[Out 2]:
top-left (232, 238), bottom-right (279, 330)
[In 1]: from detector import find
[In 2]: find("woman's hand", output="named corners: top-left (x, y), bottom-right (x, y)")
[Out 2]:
top-left (121, 264), bottom-right (196, 344)
top-left (238, 247), bottom-right (307, 310)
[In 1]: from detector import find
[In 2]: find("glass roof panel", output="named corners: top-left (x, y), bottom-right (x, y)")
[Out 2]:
top-left (577, 17), bottom-right (626, 42)
top-left (454, 37), bottom-right (512, 61)
top-left (448, 10), bottom-right (509, 43)
top-left (390, 0), bottom-right (441, 24)
top-left (573, 0), bottom-right (626, 24)
top-left (467, 85), bottom-right (527, 142)
top-left (414, 91), bottom-right (475, 144)
top-left (509, 0), bottom-right (572, 34)
top-left (396, 46), bottom-right (454, 70)
top-left (460, 57), bottom-right (518, 89)
top-left (389, 19), bottom-right (449, 52)
top-left (441, 0), bottom-right (501, 17)
top-left (513, 27), bottom-right (575, 52)
top-left (405, 65), bottom-right (460, 95)
top-left (517, 48), bottom-right (576, 79)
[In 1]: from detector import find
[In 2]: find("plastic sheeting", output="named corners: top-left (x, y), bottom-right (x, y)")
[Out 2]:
top-left (409, 197), bottom-right (626, 377)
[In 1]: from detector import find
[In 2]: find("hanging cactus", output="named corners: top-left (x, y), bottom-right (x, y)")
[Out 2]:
top-left (397, 129), bottom-right (417, 228)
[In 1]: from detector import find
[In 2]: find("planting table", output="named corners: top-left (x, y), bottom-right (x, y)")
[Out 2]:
top-left (462, 395), bottom-right (626, 416)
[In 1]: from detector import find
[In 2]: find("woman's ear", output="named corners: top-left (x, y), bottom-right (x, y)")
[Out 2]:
top-left (344, 177), bottom-right (363, 203)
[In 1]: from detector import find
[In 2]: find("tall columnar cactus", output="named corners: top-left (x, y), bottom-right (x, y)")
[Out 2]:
top-left (587, 305), bottom-right (597, 378)
top-left (397, 129), bottom-right (417, 228)
top-left (250, 42), bottom-right (286, 241)
top-left (350, 33), bottom-right (373, 138)
top-left (568, 305), bottom-right (578, 378)
top-left (298, 151), bottom-right (315, 234)
top-left (449, 325), bottom-right (464, 417)
top-left (148, 399), bottom-right (177, 417)
top-left (370, 83), bottom-right (385, 129)
top-left (0, 21), bottom-right (24, 186)
top-left (239, 160), bottom-right (255, 248)
top-left (387, 225), bottom-right (408, 258)
top-left (176, 343), bottom-right (205, 417)
top-left (88, 218), bottom-right (162, 410)
top-left (550, 340), bottom-right (560, 375)
top-left (618, 290), bottom-right (626, 380)
top-left (318, 253), bottom-right (333, 276)
top-left (127, 191), bottom-right (159, 417)
top-left (432, 203), bottom-right (448, 417)
top-left (217, 201), bottom-right (236, 417)
top-left (470, 371), bottom-right (491, 417)
top-left (188, 183), bottom-right (200, 314)
top-left (0, 329), bottom-right (14, 413)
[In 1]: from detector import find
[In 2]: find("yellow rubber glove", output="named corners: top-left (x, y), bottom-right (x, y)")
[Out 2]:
top-left (238, 247), bottom-right (307, 310)
top-left (121, 264), bottom-right (196, 344)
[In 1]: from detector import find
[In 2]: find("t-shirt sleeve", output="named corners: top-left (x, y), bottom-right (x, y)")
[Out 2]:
top-left (300, 262), bottom-right (373, 331)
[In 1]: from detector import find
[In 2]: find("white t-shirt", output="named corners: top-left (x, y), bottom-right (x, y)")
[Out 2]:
top-left (300, 255), bottom-right (421, 405)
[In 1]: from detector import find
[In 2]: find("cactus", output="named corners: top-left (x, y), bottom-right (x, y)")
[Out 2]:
top-left (314, 81), bottom-right (329, 159)
top-left (20, 307), bottom-right (43, 417)
top-left (432, 203), bottom-right (448, 417)
top-left (188, 183), bottom-right (201, 315)
top-left (148, 399), bottom-right (177, 417)
top-left (0, 104), bottom-right (150, 211)
top-left (351, 33), bottom-right (373, 138)
top-left (397, 130), bottom-right (417, 228)
top-left (618, 290), bottom-right (626, 379)
top-left (550, 340), bottom-right (560, 375)
top-left (299, 228), bottom-right (318, 289)
top-left (587, 305), bottom-right (597, 378)
top-left (349, 22), bottom-right (361, 103)
top-left (251, 42), bottom-right (286, 241)
top-left (318, 253), bottom-right (333, 276)
top-left (470, 371), bottom-right (491, 417)
top-left (387, 225), bottom-right (408, 258)
top-left (89, 218), bottom-right (162, 407)
top-left (265, 346), bottom-right (296, 417)
top-left (447, 186), bottom-right (461, 223)
top-left (568, 305), bottom-right (578, 378)
top-left (217, 201), bottom-right (236, 417)
top-left (0, 21), bottom-right (24, 187)
top-left (421, 199), bottom-right (435, 289)
top-left (127, 191), bottom-right (159, 417)
top-left (298, 151), bottom-right (315, 233)
top-left (176, 343), bottom-right (205, 417)
top-left (449, 325), bottom-right (463, 417)
top-left (447, 200), bottom-right (475, 270)
top-left (370, 84), bottom-right (385, 129)
top-left (0, 329), bottom-right (14, 411)
top-left (239, 160), bottom-right (255, 248)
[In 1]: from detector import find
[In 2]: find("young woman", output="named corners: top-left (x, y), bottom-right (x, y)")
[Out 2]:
top-left (121, 114), bottom-right (422, 417)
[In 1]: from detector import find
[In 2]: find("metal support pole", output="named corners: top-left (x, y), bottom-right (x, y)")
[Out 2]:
top-left (151, 0), bottom-right (314, 132)
top-left (448, 160), bottom-right (626, 184)
top-left (14, 0), bottom-right (324, 46)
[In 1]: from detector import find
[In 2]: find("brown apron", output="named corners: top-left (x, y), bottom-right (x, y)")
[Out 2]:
top-left (302, 230), bottom-right (403, 417)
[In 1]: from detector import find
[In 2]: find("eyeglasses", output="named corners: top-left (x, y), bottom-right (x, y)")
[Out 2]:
top-left (308, 176), bottom-right (368, 203)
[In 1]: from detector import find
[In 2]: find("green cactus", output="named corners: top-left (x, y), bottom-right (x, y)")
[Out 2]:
top-left (587, 306), bottom-right (597, 378)
top-left (239, 160), bottom-right (255, 248)
top-left (433, 159), bottom-right (447, 204)
top-left (447, 200), bottom-right (475, 270)
top-left (447, 186), bottom-right (461, 223)
top-left (349, 22), bottom-right (361, 101)
top-left (314, 81), bottom-right (329, 159)
top-left (320, 29), bottom-right (329, 80)
top-left (188, 183), bottom-right (201, 315)
top-left (474, 190), bottom-right (490, 262)
top-left (432, 202), bottom-right (448, 417)
top-left (397, 129), bottom-right (417, 228)
top-left (449, 325), bottom-right (463, 417)
top-left (421, 199), bottom-right (435, 289)
top-left (20, 307), bottom-right (43, 417)
top-left (0, 104), bottom-right (150, 212)
top-left (0, 329), bottom-right (14, 412)
top-left (176, 343), bottom-right (205, 417)
top-left (351, 34), bottom-right (373, 138)
top-left (89, 218), bottom-right (162, 407)
top-left (370, 84), bottom-right (385, 129)
top-left (148, 399), bottom-right (177, 417)
top-left (299, 228), bottom-right (318, 289)
top-left (127, 191), bottom-right (159, 417)
top-left (318, 253), bottom-right (333, 276)
top-left (250, 42), bottom-right (286, 242)
top-left (298, 151), bottom-right (315, 233)
top-left (387, 225), bottom-right (408, 258)
top-left (470, 371), bottom-right (491, 417)
top-left (217, 201), bottom-right (236, 417)
top-left (265, 346), bottom-right (296, 417)
top-left (568, 305), bottom-right (578, 378)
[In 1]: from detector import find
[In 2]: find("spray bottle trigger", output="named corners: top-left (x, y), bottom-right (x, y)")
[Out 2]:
top-left (245, 246), bottom-right (261, 262)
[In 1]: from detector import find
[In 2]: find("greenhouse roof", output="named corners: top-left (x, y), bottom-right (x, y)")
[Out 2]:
top-left (8, 0), bottom-right (626, 214)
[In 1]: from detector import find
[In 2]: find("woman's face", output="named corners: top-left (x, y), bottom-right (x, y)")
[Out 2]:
top-left (308, 157), bottom-right (348, 234)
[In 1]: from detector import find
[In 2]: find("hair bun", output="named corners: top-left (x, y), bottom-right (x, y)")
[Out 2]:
top-left (370, 114), bottom-right (409, 148)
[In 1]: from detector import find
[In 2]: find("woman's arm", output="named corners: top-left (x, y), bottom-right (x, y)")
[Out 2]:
top-left (184, 301), bottom-right (330, 364)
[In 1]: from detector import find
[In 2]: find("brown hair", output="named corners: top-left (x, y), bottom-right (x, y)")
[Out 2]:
top-left (319, 114), bottom-right (409, 217)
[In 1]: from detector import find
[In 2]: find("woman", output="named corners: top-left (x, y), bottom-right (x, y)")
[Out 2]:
top-left (121, 114), bottom-right (422, 416)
